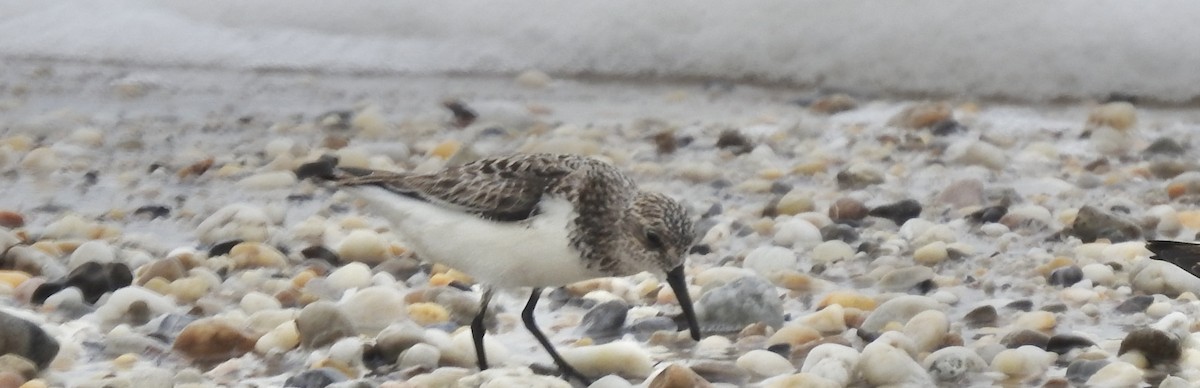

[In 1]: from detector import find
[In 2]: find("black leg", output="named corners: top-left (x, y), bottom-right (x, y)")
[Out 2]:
top-left (472, 287), bottom-right (494, 371)
top-left (523, 288), bottom-right (592, 385)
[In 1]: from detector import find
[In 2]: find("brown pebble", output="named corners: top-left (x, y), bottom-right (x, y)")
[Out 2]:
top-left (0, 211), bottom-right (24, 229)
top-left (172, 319), bottom-right (256, 361)
top-left (809, 94), bottom-right (858, 114)
top-left (888, 102), bottom-right (953, 129)
top-left (322, 136), bottom-right (349, 150)
top-left (177, 157), bottom-right (215, 179)
top-left (648, 364), bottom-right (712, 388)
top-left (654, 131), bottom-right (678, 154)
top-left (716, 130), bottom-right (753, 155)
top-left (828, 197), bottom-right (868, 222)
top-left (442, 100), bottom-right (477, 128)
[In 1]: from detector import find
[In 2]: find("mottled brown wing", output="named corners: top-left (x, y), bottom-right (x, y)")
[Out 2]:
top-left (335, 155), bottom-right (580, 222)
top-left (1146, 240), bottom-right (1200, 278)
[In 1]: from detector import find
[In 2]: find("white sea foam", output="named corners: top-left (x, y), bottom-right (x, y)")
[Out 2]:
top-left (2, 0), bottom-right (1198, 101)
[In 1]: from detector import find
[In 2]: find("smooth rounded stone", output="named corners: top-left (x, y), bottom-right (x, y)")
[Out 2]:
top-left (888, 102), bottom-right (952, 129)
top-left (1004, 299), bottom-right (1034, 312)
top-left (695, 276), bottom-right (784, 332)
top-left (228, 242), bottom-right (287, 269)
top-left (1080, 263), bottom-right (1116, 286)
top-left (818, 223), bottom-right (858, 243)
top-left (328, 337), bottom-right (365, 368)
top-left (0, 211), bottom-right (24, 229)
top-left (990, 346), bottom-right (1055, 380)
top-left (868, 199), bottom-right (922, 225)
top-left (297, 301), bottom-right (356, 348)
top-left (283, 368), bottom-right (348, 388)
top-left (406, 367), bottom-right (472, 387)
top-left (646, 363), bottom-right (711, 388)
top-left (877, 266), bottom-right (934, 293)
top-left (336, 230), bottom-right (390, 266)
top-left (923, 346), bottom-right (987, 382)
top-left (1091, 126), bottom-right (1132, 155)
top-left (255, 320), bottom-right (300, 354)
top-left (800, 343), bottom-right (859, 386)
top-left (53, 261), bottom-right (133, 304)
top-left (66, 240), bottom-right (116, 270)
top-left (771, 218), bottom-right (822, 247)
top-left (810, 240), bottom-right (854, 264)
top-left (1046, 333), bottom-right (1097, 355)
top-left (1047, 265), bottom-right (1084, 287)
top-left (338, 286), bottom-right (406, 336)
top-left (765, 324), bottom-right (820, 348)
top-left (861, 295), bottom-right (943, 332)
top-left (236, 171), bottom-right (297, 190)
top-left (1084, 361), bottom-right (1143, 387)
top-left (835, 164), bottom-right (885, 190)
top-left (1118, 328), bottom-right (1181, 368)
top-left (912, 241), bottom-right (948, 265)
top-left (1002, 329), bottom-right (1050, 349)
top-left (1159, 376), bottom-right (1192, 388)
top-left (19, 147), bottom-right (59, 175)
top-left (560, 341), bottom-right (652, 379)
top-left (628, 317), bottom-right (676, 342)
top-left (396, 343), bottom-right (440, 370)
top-left (934, 179), bottom-right (985, 209)
top-left (371, 321), bottom-right (426, 363)
top-left (172, 319), bottom-right (255, 361)
top-left (0, 354), bottom-right (37, 380)
top-left (773, 190), bottom-right (815, 216)
top-left (136, 258), bottom-right (186, 285)
top-left (947, 140), bottom-right (1006, 170)
top-left (818, 291), bottom-right (876, 312)
top-left (735, 349), bottom-right (795, 377)
top-left (441, 327), bottom-right (510, 368)
top-left (1087, 101), bottom-right (1137, 130)
top-left (94, 286), bottom-right (176, 324)
top-left (1065, 359), bottom-right (1110, 385)
top-left (195, 203), bottom-right (275, 244)
top-left (514, 69), bottom-right (552, 88)
top-left (1069, 205), bottom-right (1142, 243)
top-left (581, 300), bottom-right (629, 341)
top-left (857, 338), bottom-right (933, 386)
top-left (1130, 260), bottom-right (1200, 297)
top-left (326, 262), bottom-right (374, 291)
top-left (828, 197), bottom-right (867, 222)
top-left (406, 303), bottom-right (449, 326)
top-left (792, 304), bottom-right (844, 334)
top-left (902, 310), bottom-right (949, 353)
top-left (1013, 311), bottom-right (1056, 331)
top-left (41, 288), bottom-right (88, 316)
top-left (742, 246), bottom-right (798, 276)
top-left (0, 271), bottom-right (30, 289)
top-left (239, 292), bottom-right (282, 314)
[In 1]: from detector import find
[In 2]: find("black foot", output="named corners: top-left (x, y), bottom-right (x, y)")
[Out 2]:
top-left (523, 288), bottom-right (593, 385)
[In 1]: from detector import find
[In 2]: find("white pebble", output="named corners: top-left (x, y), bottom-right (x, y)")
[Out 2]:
top-left (94, 286), bottom-right (177, 324)
top-left (1059, 288), bottom-right (1099, 306)
top-left (68, 240), bottom-right (117, 270)
top-left (797, 304), bottom-right (846, 334)
top-left (742, 246), bottom-right (797, 276)
top-left (398, 343), bottom-right (441, 370)
top-left (857, 338), bottom-right (932, 386)
top-left (979, 223), bottom-right (1010, 237)
top-left (264, 138), bottom-right (297, 158)
top-left (443, 329), bottom-right (509, 368)
top-left (1091, 126), bottom-right (1130, 156)
top-left (1081, 263), bottom-right (1116, 286)
top-left (912, 241), bottom-right (948, 265)
top-left (923, 346), bottom-right (987, 382)
top-left (694, 267), bottom-right (754, 288)
top-left (1087, 101), bottom-right (1137, 131)
top-left (237, 171), bottom-right (297, 190)
top-left (338, 286), bottom-right (406, 336)
top-left (254, 320), bottom-right (299, 353)
top-left (195, 203), bottom-right (275, 244)
top-left (809, 240), bottom-right (855, 264)
top-left (800, 343), bottom-right (859, 386)
top-left (239, 292), bottom-right (282, 314)
top-left (902, 310), bottom-right (949, 353)
top-left (336, 229), bottom-right (391, 265)
top-left (772, 218), bottom-right (822, 247)
top-left (990, 345), bottom-right (1054, 380)
top-left (328, 337), bottom-right (365, 366)
top-left (737, 350), bottom-right (796, 377)
top-left (515, 69), bottom-right (553, 88)
top-left (694, 335), bottom-right (732, 358)
top-left (326, 262), bottom-right (374, 291)
top-left (20, 147), bottom-right (60, 175)
top-left (69, 127), bottom-right (104, 146)
top-left (1085, 361), bottom-right (1143, 387)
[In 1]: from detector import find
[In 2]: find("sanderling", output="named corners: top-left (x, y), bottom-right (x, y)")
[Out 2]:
top-left (1147, 240), bottom-right (1200, 278)
top-left (325, 153), bottom-right (701, 383)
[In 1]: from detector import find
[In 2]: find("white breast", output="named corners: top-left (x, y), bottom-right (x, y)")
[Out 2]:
top-left (345, 186), bottom-right (608, 288)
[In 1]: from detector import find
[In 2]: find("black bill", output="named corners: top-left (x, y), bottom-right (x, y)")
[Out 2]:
top-left (666, 264), bottom-right (701, 340)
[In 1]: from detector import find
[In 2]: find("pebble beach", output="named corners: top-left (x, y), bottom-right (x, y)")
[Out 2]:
top-left (4, 54), bottom-right (1200, 388)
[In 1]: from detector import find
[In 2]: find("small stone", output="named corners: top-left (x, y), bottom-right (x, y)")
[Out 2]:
top-left (581, 300), bottom-right (629, 341)
top-left (902, 310), bottom-right (949, 353)
top-left (800, 343), bottom-right (859, 386)
top-left (406, 302), bottom-right (450, 326)
top-left (326, 263), bottom-right (374, 291)
top-left (877, 266), bottom-right (934, 293)
top-left (339, 286), bottom-right (406, 335)
top-left (695, 276), bottom-right (784, 333)
top-left (716, 130), bottom-right (753, 155)
top-left (560, 341), bottom-right (653, 379)
top-left (0, 311), bottom-right (59, 371)
top-left (689, 360), bottom-right (751, 385)
top-left (1143, 137), bottom-right (1186, 156)
top-left (172, 319), bottom-right (256, 361)
top-left (1087, 101), bottom-right (1137, 131)
top-left (397, 343), bottom-right (440, 370)
top-left (1013, 311), bottom-right (1056, 331)
top-left (19, 148), bottom-right (59, 175)
top-left (370, 322), bottom-right (426, 364)
top-left (1069, 205), bottom-right (1142, 243)
top-left (934, 179), bottom-right (984, 209)
top-left (889, 102), bottom-right (953, 129)
top-left (1117, 328), bottom-right (1181, 367)
top-left (1002, 329), bottom-right (1050, 349)
top-left (647, 363), bottom-right (711, 388)
top-left (297, 301), bottom-right (356, 348)
top-left (742, 246), bottom-right (797, 276)
top-left (868, 199), bottom-right (922, 225)
top-left (923, 346), bottom-right (987, 382)
top-left (1084, 361), bottom-right (1143, 387)
top-left (818, 291), bottom-right (876, 311)
top-left (819, 224), bottom-right (858, 243)
top-left (912, 241), bottom-right (949, 265)
top-left (860, 295), bottom-right (942, 332)
top-left (835, 164), bottom-right (884, 189)
top-left (0, 211), bottom-right (25, 229)
top-left (858, 338), bottom-right (933, 386)
top-left (93, 286), bottom-right (176, 325)
top-left (1065, 359), bottom-right (1109, 385)
top-left (990, 346), bottom-right (1055, 380)
top-left (236, 171), bottom-right (297, 190)
top-left (255, 320), bottom-right (300, 354)
top-left (771, 218), bottom-right (822, 247)
top-left (0, 271), bottom-right (31, 289)
top-left (1080, 263), bottom-right (1116, 286)
top-left (968, 206), bottom-right (1007, 224)
top-left (773, 190), bottom-right (814, 216)
top-left (1114, 295), bottom-right (1153, 314)
top-left (0, 355), bottom-right (36, 380)
top-left (628, 317), bottom-right (677, 342)
top-left (1046, 334), bottom-right (1096, 355)
top-left (195, 203), bottom-right (274, 245)
top-left (1047, 265), bottom-right (1083, 287)
top-left (62, 261), bottom-right (132, 304)
top-left (736, 350), bottom-right (795, 377)
top-left (766, 324), bottom-right (820, 348)
top-left (229, 242), bottom-right (287, 269)
top-left (515, 69), bottom-right (552, 88)
top-left (828, 198), bottom-right (867, 222)
top-left (283, 368), bottom-right (348, 388)
top-left (336, 229), bottom-right (390, 265)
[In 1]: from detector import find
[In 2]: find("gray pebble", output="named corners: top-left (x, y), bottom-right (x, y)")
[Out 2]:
top-left (695, 276), bottom-right (784, 333)
top-left (877, 266), bottom-right (934, 293)
top-left (297, 301), bottom-right (356, 348)
top-left (284, 368), bottom-right (349, 388)
top-left (860, 295), bottom-right (942, 332)
top-left (1115, 295), bottom-right (1154, 314)
top-left (1065, 359), bottom-right (1109, 385)
top-left (0, 310), bottom-right (60, 370)
top-left (962, 305), bottom-right (997, 328)
top-left (1118, 328), bottom-right (1181, 368)
top-left (580, 300), bottom-right (629, 341)
top-left (1048, 266), bottom-right (1083, 287)
top-left (628, 316), bottom-right (678, 342)
top-left (1069, 205), bottom-right (1142, 243)
top-left (1001, 329), bottom-right (1049, 349)
top-left (1046, 334), bottom-right (1096, 355)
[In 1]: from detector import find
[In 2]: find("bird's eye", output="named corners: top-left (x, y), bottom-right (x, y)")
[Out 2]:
top-left (645, 231), bottom-right (664, 251)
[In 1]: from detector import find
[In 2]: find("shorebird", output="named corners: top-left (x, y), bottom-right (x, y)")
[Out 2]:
top-left (1147, 240), bottom-right (1200, 278)
top-left (323, 153), bottom-right (701, 383)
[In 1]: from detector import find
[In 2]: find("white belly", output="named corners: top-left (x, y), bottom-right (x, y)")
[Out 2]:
top-left (345, 186), bottom-right (607, 288)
